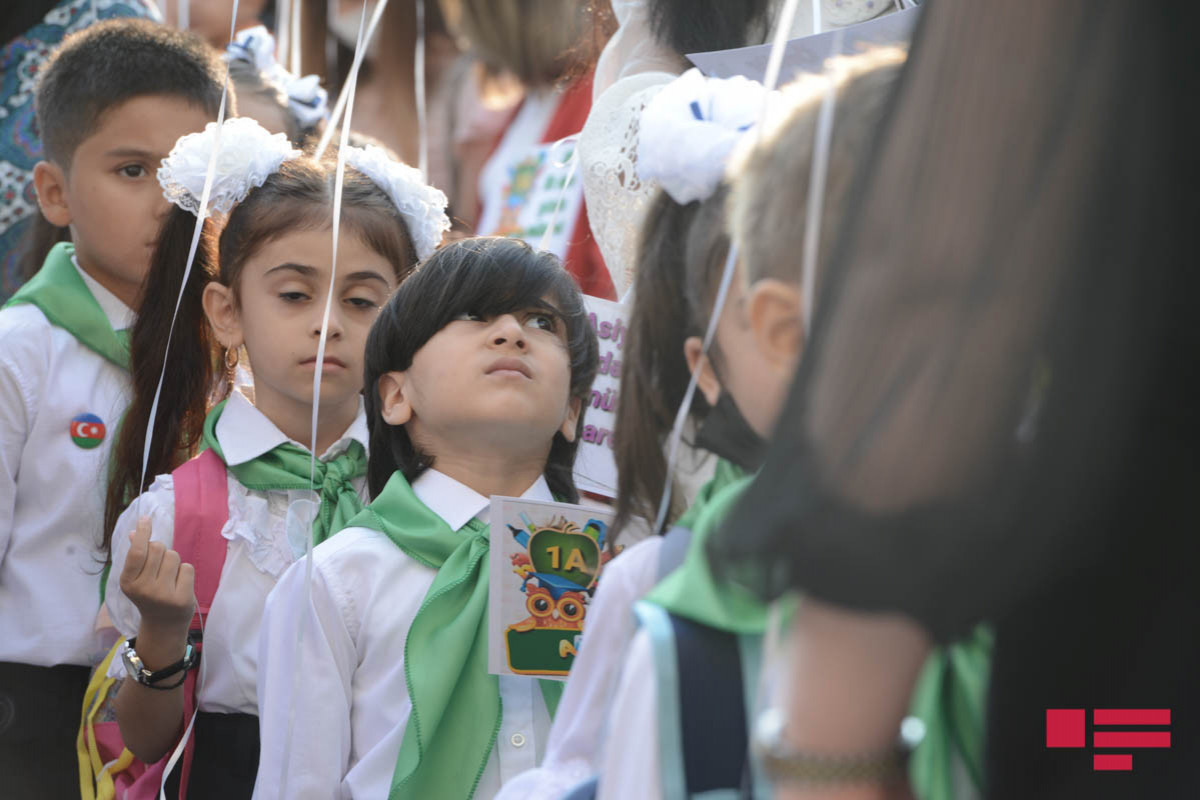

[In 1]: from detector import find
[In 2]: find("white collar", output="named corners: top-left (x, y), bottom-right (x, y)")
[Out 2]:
top-left (411, 468), bottom-right (554, 532)
top-left (71, 254), bottom-right (135, 330)
top-left (214, 388), bottom-right (369, 466)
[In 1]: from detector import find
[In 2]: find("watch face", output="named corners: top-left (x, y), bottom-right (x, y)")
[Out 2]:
top-left (121, 643), bottom-right (146, 681)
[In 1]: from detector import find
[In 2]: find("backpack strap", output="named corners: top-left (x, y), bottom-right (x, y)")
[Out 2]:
top-left (636, 601), bottom-right (754, 799)
top-left (670, 614), bottom-right (753, 797)
top-left (656, 525), bottom-right (693, 581)
top-left (169, 448), bottom-right (230, 800)
top-left (172, 448), bottom-right (230, 628)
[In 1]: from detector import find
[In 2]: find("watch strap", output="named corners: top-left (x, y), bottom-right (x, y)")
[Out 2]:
top-left (125, 634), bottom-right (200, 689)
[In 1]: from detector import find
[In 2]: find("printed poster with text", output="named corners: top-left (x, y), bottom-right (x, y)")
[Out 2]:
top-left (573, 295), bottom-right (626, 498)
top-left (488, 497), bottom-right (616, 680)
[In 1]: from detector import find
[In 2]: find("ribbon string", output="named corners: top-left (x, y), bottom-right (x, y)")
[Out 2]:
top-left (652, 0), bottom-right (802, 534)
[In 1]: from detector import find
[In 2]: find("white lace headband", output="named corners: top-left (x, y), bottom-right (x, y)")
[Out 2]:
top-left (158, 119), bottom-right (450, 260)
top-left (637, 68), bottom-right (781, 204)
top-left (225, 25), bottom-right (330, 131)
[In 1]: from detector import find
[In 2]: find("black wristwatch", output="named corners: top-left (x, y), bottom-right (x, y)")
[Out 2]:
top-left (121, 633), bottom-right (200, 690)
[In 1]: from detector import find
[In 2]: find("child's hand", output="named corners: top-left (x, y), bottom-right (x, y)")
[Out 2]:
top-left (119, 517), bottom-right (196, 635)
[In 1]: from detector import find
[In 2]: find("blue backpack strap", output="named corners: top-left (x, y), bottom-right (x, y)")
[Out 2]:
top-left (561, 777), bottom-right (599, 800)
top-left (671, 614), bottom-right (753, 797)
top-left (657, 524), bottom-right (693, 581)
top-left (637, 601), bottom-right (754, 799)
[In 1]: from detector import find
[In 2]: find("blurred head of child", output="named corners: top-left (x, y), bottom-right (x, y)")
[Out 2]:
top-left (613, 50), bottom-right (906, 533)
top-left (225, 25), bottom-right (329, 145)
top-left (31, 19), bottom-right (225, 306)
top-left (364, 236), bottom-right (599, 499)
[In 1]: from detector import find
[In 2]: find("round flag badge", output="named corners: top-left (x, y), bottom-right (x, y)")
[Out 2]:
top-left (70, 413), bottom-right (106, 449)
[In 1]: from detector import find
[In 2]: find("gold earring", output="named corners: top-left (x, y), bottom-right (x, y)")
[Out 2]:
top-left (224, 347), bottom-right (239, 370)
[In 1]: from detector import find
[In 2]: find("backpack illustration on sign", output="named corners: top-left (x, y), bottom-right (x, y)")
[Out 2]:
top-left (78, 449), bottom-right (229, 800)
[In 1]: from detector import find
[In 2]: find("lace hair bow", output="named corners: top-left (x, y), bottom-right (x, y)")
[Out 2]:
top-left (343, 144), bottom-right (451, 261)
top-left (158, 117), bottom-right (302, 215)
top-left (637, 68), bottom-right (780, 204)
top-left (225, 25), bottom-right (330, 131)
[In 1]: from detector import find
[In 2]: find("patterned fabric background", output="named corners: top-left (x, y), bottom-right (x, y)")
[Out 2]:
top-left (0, 0), bottom-right (160, 302)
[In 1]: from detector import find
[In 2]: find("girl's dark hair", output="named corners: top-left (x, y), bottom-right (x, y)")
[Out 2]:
top-left (227, 59), bottom-right (309, 145)
top-left (611, 187), bottom-right (731, 540)
top-left (648, 0), bottom-right (773, 58)
top-left (102, 153), bottom-right (420, 559)
top-left (364, 236), bottom-right (599, 500)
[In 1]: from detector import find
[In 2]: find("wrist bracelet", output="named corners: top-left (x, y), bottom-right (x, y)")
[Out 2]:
top-left (753, 707), bottom-right (924, 785)
top-left (122, 632), bottom-right (201, 690)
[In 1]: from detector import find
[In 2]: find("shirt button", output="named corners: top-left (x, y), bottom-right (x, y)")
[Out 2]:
top-left (510, 733), bottom-right (526, 748)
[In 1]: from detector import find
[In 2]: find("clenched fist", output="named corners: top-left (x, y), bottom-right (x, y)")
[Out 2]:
top-left (119, 516), bottom-right (196, 635)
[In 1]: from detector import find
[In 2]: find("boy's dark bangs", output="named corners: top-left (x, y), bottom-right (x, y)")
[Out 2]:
top-left (405, 238), bottom-right (583, 353)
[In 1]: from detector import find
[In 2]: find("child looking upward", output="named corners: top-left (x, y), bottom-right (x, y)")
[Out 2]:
top-left (255, 237), bottom-right (599, 799)
top-left (0, 19), bottom-right (223, 794)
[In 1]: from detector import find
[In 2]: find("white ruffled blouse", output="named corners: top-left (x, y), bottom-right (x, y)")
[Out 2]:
top-left (104, 389), bottom-right (369, 715)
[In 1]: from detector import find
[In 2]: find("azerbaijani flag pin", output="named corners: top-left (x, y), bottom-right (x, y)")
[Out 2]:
top-left (70, 413), bottom-right (106, 449)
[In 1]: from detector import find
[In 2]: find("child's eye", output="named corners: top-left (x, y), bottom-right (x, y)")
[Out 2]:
top-left (279, 291), bottom-right (309, 302)
top-left (456, 311), bottom-right (484, 322)
top-left (525, 313), bottom-right (557, 332)
top-left (118, 164), bottom-right (147, 178)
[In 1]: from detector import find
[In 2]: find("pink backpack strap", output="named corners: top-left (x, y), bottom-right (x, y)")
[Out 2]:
top-left (173, 448), bottom-right (230, 626)
top-left (169, 448), bottom-right (230, 800)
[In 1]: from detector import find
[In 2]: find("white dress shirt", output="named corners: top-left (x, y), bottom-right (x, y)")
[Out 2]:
top-left (253, 469), bottom-right (555, 800)
top-left (495, 535), bottom-right (663, 800)
top-left (104, 389), bottom-right (369, 714)
top-left (597, 627), bottom-right (662, 800)
top-left (0, 258), bottom-right (132, 666)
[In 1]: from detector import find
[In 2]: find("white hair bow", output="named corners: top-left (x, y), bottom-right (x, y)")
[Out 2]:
top-left (158, 117), bottom-right (302, 215)
top-left (637, 68), bottom-right (780, 204)
top-left (226, 25), bottom-right (330, 131)
top-left (343, 145), bottom-right (450, 261)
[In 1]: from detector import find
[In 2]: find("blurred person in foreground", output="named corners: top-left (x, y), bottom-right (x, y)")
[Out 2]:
top-left (709, 1), bottom-right (1199, 798)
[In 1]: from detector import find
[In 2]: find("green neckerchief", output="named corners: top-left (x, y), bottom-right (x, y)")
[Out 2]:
top-left (4, 242), bottom-right (130, 369)
top-left (670, 458), bottom-right (746, 533)
top-left (647, 463), bottom-right (765, 634)
top-left (344, 470), bottom-right (563, 800)
top-left (650, 461), bottom-right (992, 800)
top-left (908, 625), bottom-right (993, 800)
top-left (201, 399), bottom-right (366, 546)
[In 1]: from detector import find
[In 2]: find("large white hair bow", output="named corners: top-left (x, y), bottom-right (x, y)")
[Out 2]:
top-left (158, 117), bottom-right (302, 215)
top-left (637, 68), bottom-right (780, 204)
top-left (226, 25), bottom-right (330, 131)
top-left (343, 145), bottom-right (450, 261)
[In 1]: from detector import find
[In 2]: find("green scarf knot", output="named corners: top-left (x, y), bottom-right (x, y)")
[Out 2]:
top-left (342, 470), bottom-right (562, 800)
top-left (4, 242), bottom-right (130, 369)
top-left (201, 399), bottom-right (366, 546)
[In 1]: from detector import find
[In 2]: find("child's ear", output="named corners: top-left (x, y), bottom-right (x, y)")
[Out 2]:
top-left (201, 281), bottom-right (243, 350)
top-left (378, 372), bottom-right (414, 426)
top-left (559, 395), bottom-right (583, 442)
top-left (683, 335), bottom-right (722, 406)
top-left (32, 161), bottom-right (71, 227)
top-left (745, 279), bottom-right (804, 368)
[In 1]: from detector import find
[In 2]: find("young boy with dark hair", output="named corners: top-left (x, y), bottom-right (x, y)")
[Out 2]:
top-left (0, 18), bottom-right (226, 793)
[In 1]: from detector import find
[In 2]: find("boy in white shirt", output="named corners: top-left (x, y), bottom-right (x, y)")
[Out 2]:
top-left (0, 19), bottom-right (224, 794)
